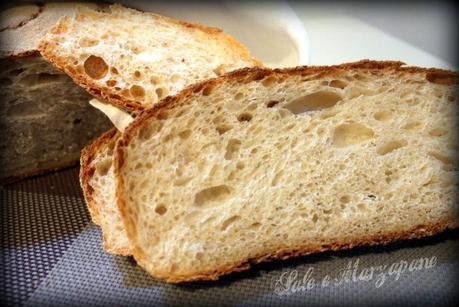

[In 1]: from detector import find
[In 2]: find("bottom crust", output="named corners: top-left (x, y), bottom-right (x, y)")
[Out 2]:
top-left (138, 220), bottom-right (457, 283)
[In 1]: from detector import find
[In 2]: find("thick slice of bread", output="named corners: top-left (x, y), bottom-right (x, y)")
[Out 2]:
top-left (114, 61), bottom-right (458, 282)
top-left (38, 4), bottom-right (261, 113)
top-left (0, 3), bottom-right (112, 183)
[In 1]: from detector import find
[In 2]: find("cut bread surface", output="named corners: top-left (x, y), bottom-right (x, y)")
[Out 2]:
top-left (115, 61), bottom-right (458, 282)
top-left (38, 4), bottom-right (261, 112)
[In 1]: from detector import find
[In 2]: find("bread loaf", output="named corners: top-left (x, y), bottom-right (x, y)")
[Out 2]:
top-left (114, 61), bottom-right (458, 282)
top-left (0, 3), bottom-right (111, 183)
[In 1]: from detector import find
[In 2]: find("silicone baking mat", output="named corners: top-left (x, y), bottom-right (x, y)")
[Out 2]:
top-left (1, 167), bottom-right (458, 306)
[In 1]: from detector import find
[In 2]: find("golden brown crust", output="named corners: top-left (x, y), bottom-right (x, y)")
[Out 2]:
top-left (114, 60), bottom-right (458, 282)
top-left (117, 60), bottom-right (458, 150)
top-left (79, 127), bottom-right (131, 256)
top-left (79, 128), bottom-right (118, 224)
top-left (1, 50), bottom-right (41, 59)
top-left (37, 4), bottom-right (262, 113)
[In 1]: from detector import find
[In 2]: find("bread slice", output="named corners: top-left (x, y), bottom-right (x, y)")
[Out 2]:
top-left (114, 60), bottom-right (458, 282)
top-left (79, 128), bottom-right (134, 255)
top-left (38, 4), bottom-right (261, 113)
top-left (0, 2), bottom-right (112, 183)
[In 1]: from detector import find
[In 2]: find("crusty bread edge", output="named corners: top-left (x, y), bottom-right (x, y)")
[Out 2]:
top-left (144, 221), bottom-right (457, 283)
top-left (37, 4), bottom-right (262, 113)
top-left (114, 60), bottom-right (458, 282)
top-left (79, 127), bottom-right (118, 224)
top-left (79, 127), bottom-right (131, 256)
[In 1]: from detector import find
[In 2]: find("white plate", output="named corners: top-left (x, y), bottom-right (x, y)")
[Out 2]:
top-left (121, 1), bottom-right (309, 68)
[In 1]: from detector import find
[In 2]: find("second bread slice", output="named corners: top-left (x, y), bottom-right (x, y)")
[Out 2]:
top-left (38, 4), bottom-right (261, 112)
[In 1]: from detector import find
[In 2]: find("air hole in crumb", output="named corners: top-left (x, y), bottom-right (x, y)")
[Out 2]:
top-left (106, 79), bottom-right (117, 87)
top-left (174, 177), bottom-right (192, 186)
top-left (110, 67), bottom-right (119, 75)
top-left (84, 55), bottom-right (108, 79)
top-left (246, 103), bottom-right (257, 111)
top-left (340, 195), bottom-right (351, 204)
top-left (221, 215), bottom-right (240, 231)
top-left (250, 222), bottom-right (262, 229)
top-left (225, 139), bottom-right (241, 160)
top-left (227, 171), bottom-right (236, 181)
top-left (312, 214), bottom-right (318, 223)
top-left (352, 73), bottom-right (369, 81)
top-left (236, 162), bottom-right (245, 170)
top-left (376, 140), bottom-right (406, 155)
top-left (156, 87), bottom-right (168, 99)
top-left (284, 90), bottom-right (342, 114)
top-left (234, 92), bottom-right (244, 100)
top-left (317, 127), bottom-right (325, 137)
top-left (96, 159), bottom-right (111, 176)
top-left (237, 113), bottom-right (252, 122)
top-left (271, 170), bottom-right (284, 186)
top-left (333, 122), bottom-right (374, 147)
top-left (130, 85), bottom-right (145, 98)
top-left (155, 204), bottom-right (167, 215)
top-left (373, 110), bottom-right (392, 121)
top-left (193, 185), bottom-right (233, 209)
top-left (329, 79), bottom-right (348, 89)
top-left (216, 125), bottom-right (232, 135)
top-left (178, 129), bottom-right (191, 139)
top-left (266, 100), bottom-right (280, 108)
top-left (133, 70), bottom-right (142, 79)
top-left (402, 122), bottom-right (422, 130)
